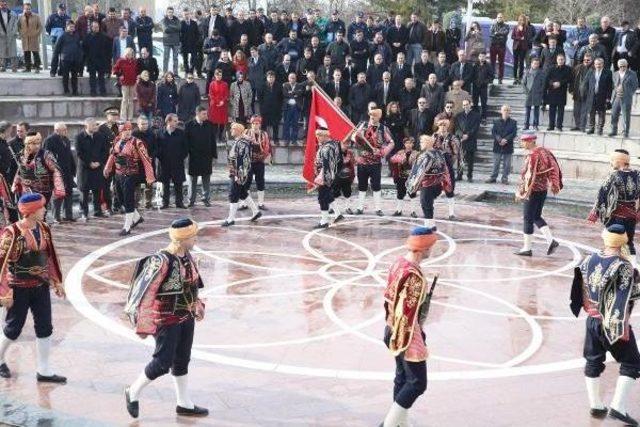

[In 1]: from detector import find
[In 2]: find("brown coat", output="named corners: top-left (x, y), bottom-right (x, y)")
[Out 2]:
top-left (18, 13), bottom-right (42, 52)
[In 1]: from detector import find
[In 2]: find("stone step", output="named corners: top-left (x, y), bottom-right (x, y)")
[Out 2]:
top-left (0, 97), bottom-right (121, 123)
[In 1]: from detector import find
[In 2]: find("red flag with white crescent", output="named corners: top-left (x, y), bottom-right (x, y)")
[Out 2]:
top-left (302, 85), bottom-right (355, 188)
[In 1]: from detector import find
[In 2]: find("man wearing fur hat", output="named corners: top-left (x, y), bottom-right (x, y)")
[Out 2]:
top-left (589, 149), bottom-right (640, 268)
top-left (570, 224), bottom-right (640, 426)
top-left (350, 108), bottom-right (394, 215)
top-left (0, 193), bottom-right (66, 383)
top-left (103, 122), bottom-right (155, 236)
top-left (514, 132), bottom-right (562, 257)
top-left (124, 218), bottom-right (208, 418)
top-left (313, 126), bottom-right (343, 229)
top-left (380, 226), bottom-right (438, 426)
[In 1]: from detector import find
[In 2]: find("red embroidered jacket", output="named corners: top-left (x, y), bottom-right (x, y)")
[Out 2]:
top-left (517, 146), bottom-right (562, 199)
top-left (244, 129), bottom-right (272, 163)
top-left (104, 136), bottom-right (155, 184)
top-left (352, 121), bottom-right (394, 165)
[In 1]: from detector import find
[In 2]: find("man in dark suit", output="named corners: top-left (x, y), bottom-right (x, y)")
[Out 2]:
top-left (366, 53), bottom-right (386, 87)
top-left (185, 107), bottom-right (217, 207)
top-left (43, 123), bottom-right (76, 222)
top-left (75, 117), bottom-right (108, 220)
top-left (112, 26), bottom-right (136, 64)
top-left (406, 97), bottom-right (435, 142)
top-left (545, 53), bottom-right (573, 131)
top-left (386, 14), bottom-right (408, 59)
top-left (454, 99), bottom-right (481, 182)
top-left (324, 69), bottom-right (350, 106)
top-left (389, 52), bottom-right (413, 92)
top-left (282, 72), bottom-right (305, 145)
top-left (449, 49), bottom-right (475, 93)
top-left (258, 71), bottom-right (283, 143)
top-left (204, 5), bottom-right (227, 40)
top-left (413, 50), bottom-right (435, 87)
top-left (585, 57), bottom-right (613, 135)
top-left (348, 72), bottom-right (372, 124)
top-left (157, 114), bottom-right (188, 208)
top-left (342, 55), bottom-right (358, 86)
top-left (374, 72), bottom-right (398, 109)
top-left (275, 54), bottom-right (295, 86)
top-left (398, 78), bottom-right (420, 117)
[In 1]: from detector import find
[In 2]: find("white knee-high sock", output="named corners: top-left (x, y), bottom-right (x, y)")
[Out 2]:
top-left (257, 191), bottom-right (265, 206)
top-left (244, 196), bottom-right (258, 215)
top-left (358, 191), bottom-right (366, 210)
top-left (329, 202), bottom-right (341, 218)
top-left (123, 213), bottom-right (133, 231)
top-left (373, 191), bottom-right (382, 211)
top-left (540, 225), bottom-right (553, 244)
top-left (0, 335), bottom-right (14, 364)
top-left (173, 374), bottom-right (195, 409)
top-left (395, 198), bottom-right (404, 212)
top-left (129, 371), bottom-right (152, 401)
top-left (424, 218), bottom-right (436, 228)
top-left (522, 234), bottom-right (533, 251)
top-left (36, 337), bottom-right (53, 376)
top-left (343, 196), bottom-right (351, 210)
top-left (447, 197), bottom-right (455, 217)
top-left (383, 401), bottom-right (408, 427)
top-left (320, 210), bottom-right (329, 225)
top-left (585, 377), bottom-right (605, 410)
top-left (132, 209), bottom-right (141, 223)
top-left (610, 375), bottom-right (635, 415)
top-left (227, 203), bottom-right (238, 222)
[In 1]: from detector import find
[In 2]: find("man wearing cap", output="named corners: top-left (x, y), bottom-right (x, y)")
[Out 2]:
top-left (0, 193), bottom-right (66, 383)
top-left (124, 218), bottom-right (208, 418)
top-left (45, 3), bottom-right (70, 46)
top-left (390, 137), bottom-right (419, 217)
top-left (433, 118), bottom-right (460, 220)
top-left (570, 224), bottom-right (640, 426)
top-left (13, 132), bottom-right (66, 215)
top-left (243, 115), bottom-right (272, 211)
top-left (223, 123), bottom-right (262, 227)
top-left (103, 122), bottom-right (155, 236)
top-left (351, 108), bottom-right (394, 216)
top-left (380, 226), bottom-right (437, 426)
top-left (313, 127), bottom-right (343, 229)
top-left (514, 132), bottom-right (562, 256)
top-left (588, 149), bottom-right (640, 267)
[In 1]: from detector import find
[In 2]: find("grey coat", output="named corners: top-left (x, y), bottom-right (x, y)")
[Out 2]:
top-left (611, 70), bottom-right (639, 106)
top-left (522, 68), bottom-right (545, 106)
top-left (247, 56), bottom-right (267, 92)
top-left (161, 16), bottom-right (181, 46)
top-left (0, 10), bottom-right (19, 58)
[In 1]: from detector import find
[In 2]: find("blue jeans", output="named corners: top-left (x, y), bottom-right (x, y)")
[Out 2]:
top-left (282, 104), bottom-right (300, 143)
top-left (524, 105), bottom-right (540, 128)
top-left (407, 43), bottom-right (423, 66)
top-left (490, 152), bottom-right (512, 182)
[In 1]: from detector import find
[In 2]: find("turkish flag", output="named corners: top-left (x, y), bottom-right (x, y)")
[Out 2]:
top-left (302, 85), bottom-right (355, 187)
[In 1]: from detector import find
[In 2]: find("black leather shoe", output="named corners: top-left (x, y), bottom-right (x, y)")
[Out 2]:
top-left (375, 210), bottom-right (384, 217)
top-left (547, 239), bottom-right (559, 255)
top-left (160, 204), bottom-right (169, 210)
top-left (328, 208), bottom-right (334, 214)
top-left (175, 204), bottom-right (187, 209)
top-left (0, 363), bottom-right (11, 378)
top-left (484, 178), bottom-right (496, 183)
top-left (590, 407), bottom-right (608, 418)
top-left (258, 204), bottom-right (267, 210)
top-left (410, 212), bottom-right (418, 218)
top-left (313, 223), bottom-right (329, 229)
top-left (188, 202), bottom-right (195, 208)
top-left (203, 200), bottom-right (211, 207)
top-left (221, 220), bottom-right (235, 227)
top-left (515, 249), bottom-right (532, 257)
top-left (132, 217), bottom-right (144, 229)
top-left (176, 405), bottom-right (209, 417)
top-left (119, 229), bottom-right (131, 236)
top-left (250, 211), bottom-right (262, 222)
top-left (608, 132), bottom-right (618, 137)
top-left (36, 373), bottom-right (67, 383)
top-left (125, 387), bottom-right (139, 418)
top-left (586, 129), bottom-right (595, 135)
top-left (334, 214), bottom-right (345, 223)
top-left (392, 211), bottom-right (402, 217)
top-left (238, 205), bottom-right (249, 211)
top-left (609, 408), bottom-right (638, 426)
top-left (355, 208), bottom-right (364, 215)
top-left (345, 208), bottom-right (354, 215)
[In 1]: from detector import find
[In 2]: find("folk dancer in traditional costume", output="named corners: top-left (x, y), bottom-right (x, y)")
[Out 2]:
top-left (124, 218), bottom-right (208, 418)
top-left (570, 224), bottom-right (640, 426)
top-left (222, 123), bottom-right (262, 227)
top-left (0, 194), bottom-right (66, 383)
top-left (313, 127), bottom-right (344, 229)
top-left (588, 149), bottom-right (640, 268)
top-left (390, 137), bottom-right (420, 217)
top-left (332, 138), bottom-right (355, 214)
top-left (351, 108), bottom-right (394, 216)
top-left (103, 122), bottom-right (156, 236)
top-left (241, 115), bottom-right (272, 210)
top-left (0, 173), bottom-right (16, 226)
top-left (514, 132), bottom-right (562, 256)
top-left (406, 135), bottom-right (452, 228)
top-left (12, 132), bottom-right (66, 217)
top-left (433, 118), bottom-right (460, 220)
top-left (381, 226), bottom-right (438, 426)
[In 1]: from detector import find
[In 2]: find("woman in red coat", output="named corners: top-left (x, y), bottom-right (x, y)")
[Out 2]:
top-left (208, 69), bottom-right (230, 140)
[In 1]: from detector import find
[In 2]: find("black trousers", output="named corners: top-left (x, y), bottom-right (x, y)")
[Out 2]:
top-left (472, 85), bottom-right (488, 119)
top-left (463, 149), bottom-right (475, 179)
top-left (357, 163), bottom-right (382, 192)
top-left (384, 326), bottom-right (427, 409)
top-left (523, 190), bottom-right (547, 234)
top-left (88, 69), bottom-right (107, 95)
top-left (512, 49), bottom-right (526, 80)
top-left (162, 178), bottom-right (184, 207)
top-left (60, 60), bottom-right (79, 94)
top-left (53, 193), bottom-right (73, 220)
top-left (332, 177), bottom-right (353, 199)
top-left (81, 189), bottom-right (102, 216)
top-left (247, 162), bottom-right (265, 191)
top-left (609, 217), bottom-right (637, 255)
top-left (115, 174), bottom-right (138, 213)
top-left (317, 185), bottom-right (334, 210)
top-left (548, 104), bottom-right (565, 129)
top-left (228, 179), bottom-right (249, 203)
top-left (3, 285), bottom-right (52, 341)
top-left (420, 184), bottom-right (442, 219)
top-left (395, 177), bottom-right (407, 200)
top-left (145, 318), bottom-right (195, 380)
top-left (24, 51), bottom-right (41, 70)
top-left (262, 120), bottom-right (280, 143)
top-left (182, 51), bottom-right (196, 74)
top-left (584, 316), bottom-right (640, 379)
top-left (588, 106), bottom-right (606, 132)
top-left (444, 154), bottom-right (455, 198)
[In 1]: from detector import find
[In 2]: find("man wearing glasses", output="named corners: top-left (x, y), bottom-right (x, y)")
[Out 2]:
top-left (609, 59), bottom-right (639, 138)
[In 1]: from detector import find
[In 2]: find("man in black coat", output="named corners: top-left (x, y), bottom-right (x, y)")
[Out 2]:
top-left (348, 73), bottom-right (372, 124)
top-left (454, 99), bottom-right (481, 182)
top-left (157, 114), bottom-right (188, 208)
top-left (545, 53), bottom-right (573, 131)
top-left (413, 50), bottom-right (435, 87)
top-left (136, 47), bottom-right (159, 82)
top-left (180, 10), bottom-right (200, 76)
top-left (450, 49), bottom-right (475, 93)
top-left (389, 52), bottom-right (413, 92)
top-left (324, 69), bottom-right (350, 106)
top-left (135, 7), bottom-right (154, 51)
top-left (43, 123), bottom-right (76, 222)
top-left (487, 105), bottom-right (517, 184)
top-left (350, 30), bottom-right (370, 75)
top-left (84, 21), bottom-right (111, 96)
top-left (0, 122), bottom-right (18, 195)
top-left (258, 71), bottom-right (283, 144)
top-left (185, 107), bottom-right (217, 207)
top-left (585, 57), bottom-right (613, 135)
top-left (398, 78), bottom-right (420, 117)
top-left (8, 121), bottom-right (27, 158)
top-left (472, 52), bottom-right (494, 120)
top-left (75, 118), bottom-right (108, 219)
top-left (98, 107), bottom-right (120, 213)
top-left (366, 53), bottom-right (387, 88)
top-left (374, 72), bottom-right (398, 109)
top-left (51, 21), bottom-right (83, 95)
top-left (204, 6), bottom-right (227, 41)
top-left (406, 98), bottom-right (435, 142)
top-left (386, 15), bottom-right (408, 59)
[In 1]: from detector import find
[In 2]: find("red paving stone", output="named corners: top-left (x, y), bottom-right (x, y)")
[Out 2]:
top-left (0, 198), bottom-right (636, 426)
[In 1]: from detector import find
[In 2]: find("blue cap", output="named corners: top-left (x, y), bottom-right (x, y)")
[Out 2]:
top-left (411, 226), bottom-right (437, 236)
top-left (19, 193), bottom-right (44, 204)
top-left (607, 224), bottom-right (626, 235)
top-left (171, 218), bottom-right (194, 229)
